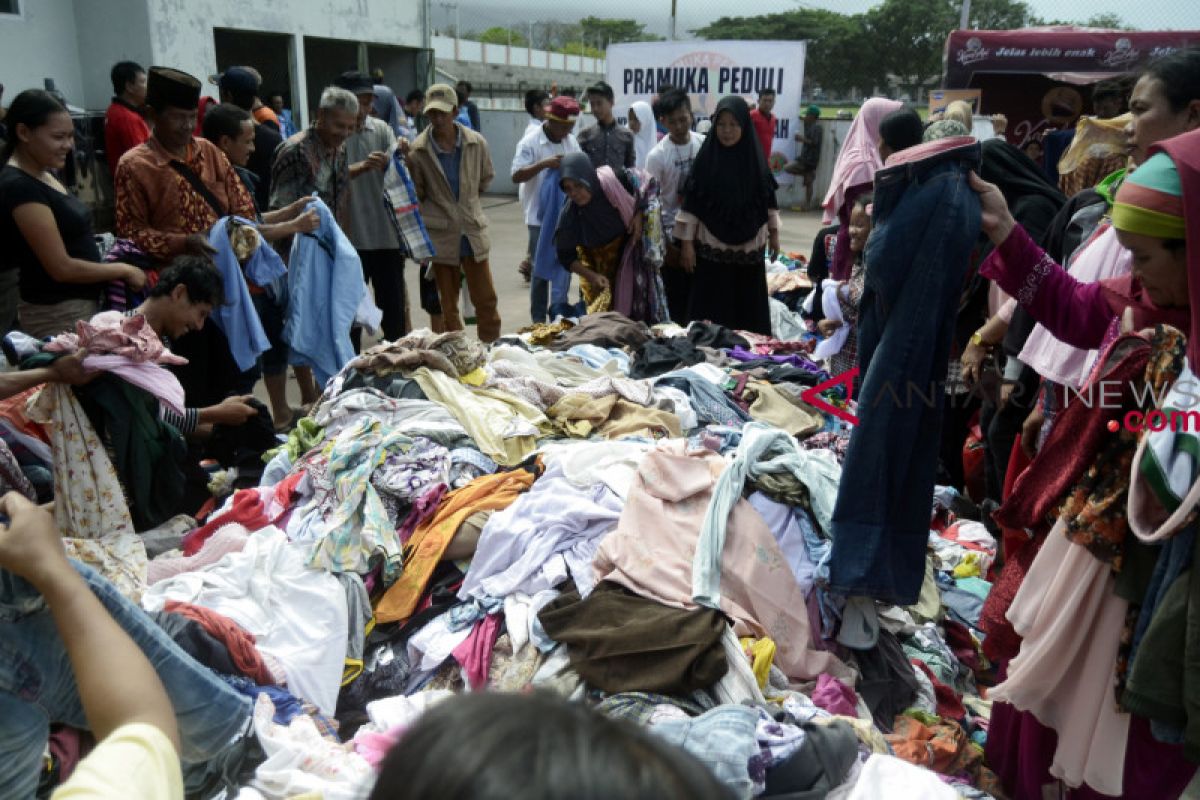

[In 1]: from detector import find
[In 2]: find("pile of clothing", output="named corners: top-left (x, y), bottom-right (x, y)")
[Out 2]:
top-left (17, 314), bottom-right (1021, 799)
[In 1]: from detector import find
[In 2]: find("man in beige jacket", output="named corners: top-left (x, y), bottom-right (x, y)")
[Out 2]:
top-left (406, 84), bottom-right (500, 341)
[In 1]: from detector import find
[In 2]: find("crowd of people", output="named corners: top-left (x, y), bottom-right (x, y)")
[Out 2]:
top-left (0, 40), bottom-right (1199, 800)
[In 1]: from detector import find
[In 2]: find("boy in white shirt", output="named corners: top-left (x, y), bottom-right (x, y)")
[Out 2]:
top-left (511, 96), bottom-right (582, 323)
top-left (644, 88), bottom-right (705, 324)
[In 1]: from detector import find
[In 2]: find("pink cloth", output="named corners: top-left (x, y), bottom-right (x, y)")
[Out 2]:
top-left (811, 673), bottom-right (858, 717)
top-left (147, 524), bottom-right (251, 584)
top-left (45, 310), bottom-right (187, 414)
top-left (596, 165), bottom-right (637, 226)
top-left (988, 523), bottom-right (1130, 795)
top-left (882, 135), bottom-right (976, 166)
top-left (1018, 223), bottom-right (1130, 389)
top-left (451, 613), bottom-right (503, 690)
top-left (592, 439), bottom-right (852, 684)
top-left (353, 727), bottom-right (405, 769)
top-left (820, 98), bottom-right (902, 225)
top-left (82, 354), bottom-right (186, 415)
top-left (45, 310), bottom-right (186, 364)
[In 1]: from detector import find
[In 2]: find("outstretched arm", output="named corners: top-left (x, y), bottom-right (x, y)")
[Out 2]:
top-left (0, 493), bottom-right (180, 751)
top-left (972, 172), bottom-right (1114, 350)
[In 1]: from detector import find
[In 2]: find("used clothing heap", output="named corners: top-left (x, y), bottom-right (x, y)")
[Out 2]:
top-left (7, 309), bottom-right (1023, 800)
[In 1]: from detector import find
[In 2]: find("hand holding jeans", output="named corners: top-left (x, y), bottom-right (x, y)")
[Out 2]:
top-left (969, 171), bottom-right (1016, 247)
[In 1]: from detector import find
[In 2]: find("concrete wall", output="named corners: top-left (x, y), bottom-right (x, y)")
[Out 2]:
top-left (74, 0), bottom-right (154, 109)
top-left (0, 0), bottom-right (85, 104)
top-left (481, 109), bottom-right (595, 196)
top-left (433, 35), bottom-right (604, 74)
top-left (144, 0), bottom-right (425, 124)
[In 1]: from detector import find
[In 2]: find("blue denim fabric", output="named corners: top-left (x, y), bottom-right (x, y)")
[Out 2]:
top-left (0, 561), bottom-right (252, 799)
top-left (649, 704), bottom-right (759, 799)
top-left (828, 142), bottom-right (981, 606)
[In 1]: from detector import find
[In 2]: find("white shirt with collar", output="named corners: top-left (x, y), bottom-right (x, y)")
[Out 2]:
top-left (511, 123), bottom-right (580, 226)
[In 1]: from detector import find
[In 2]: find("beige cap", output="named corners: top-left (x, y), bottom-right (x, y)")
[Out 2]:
top-left (424, 83), bottom-right (458, 115)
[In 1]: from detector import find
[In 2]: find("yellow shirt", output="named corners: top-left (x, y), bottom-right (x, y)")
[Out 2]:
top-left (52, 723), bottom-right (182, 800)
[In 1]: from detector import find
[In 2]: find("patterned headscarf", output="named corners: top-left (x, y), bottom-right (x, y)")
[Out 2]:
top-left (1113, 150), bottom-right (1185, 239)
top-left (923, 119), bottom-right (970, 143)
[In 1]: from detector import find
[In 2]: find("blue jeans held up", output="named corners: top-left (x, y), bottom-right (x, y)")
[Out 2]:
top-left (0, 561), bottom-right (252, 799)
top-left (828, 141), bottom-right (982, 606)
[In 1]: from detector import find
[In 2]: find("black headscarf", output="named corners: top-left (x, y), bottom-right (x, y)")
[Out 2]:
top-left (956, 138), bottom-right (1069, 352)
top-left (682, 96), bottom-right (778, 245)
top-left (979, 138), bottom-right (1067, 215)
top-left (555, 152), bottom-right (628, 263)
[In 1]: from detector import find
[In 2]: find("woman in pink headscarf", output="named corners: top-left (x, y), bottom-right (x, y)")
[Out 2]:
top-left (820, 97), bottom-right (902, 280)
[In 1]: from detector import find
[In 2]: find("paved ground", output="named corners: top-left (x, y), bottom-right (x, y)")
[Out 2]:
top-left (404, 194), bottom-right (829, 335)
top-left (265, 196), bottom-right (828, 409)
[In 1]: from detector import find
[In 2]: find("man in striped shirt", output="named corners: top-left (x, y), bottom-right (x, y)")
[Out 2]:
top-left (125, 256), bottom-right (258, 434)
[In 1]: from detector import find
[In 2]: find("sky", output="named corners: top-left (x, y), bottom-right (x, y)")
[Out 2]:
top-left (438, 0), bottom-right (1200, 39)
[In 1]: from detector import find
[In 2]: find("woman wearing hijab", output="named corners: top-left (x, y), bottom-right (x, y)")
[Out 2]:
top-left (553, 152), bottom-right (667, 323)
top-left (971, 129), bottom-right (1200, 800)
top-left (675, 96), bottom-right (779, 335)
top-left (820, 97), bottom-right (902, 281)
top-left (628, 101), bottom-right (657, 170)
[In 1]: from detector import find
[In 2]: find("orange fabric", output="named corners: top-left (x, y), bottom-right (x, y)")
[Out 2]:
top-left (0, 386), bottom-right (48, 442)
top-left (375, 469), bottom-right (537, 623)
top-left (253, 106), bottom-right (281, 129)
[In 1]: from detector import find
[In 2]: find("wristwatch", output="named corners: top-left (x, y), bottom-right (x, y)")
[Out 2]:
top-left (970, 330), bottom-right (989, 348)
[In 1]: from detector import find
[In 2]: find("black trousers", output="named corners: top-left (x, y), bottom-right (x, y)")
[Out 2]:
top-left (352, 248), bottom-right (407, 351)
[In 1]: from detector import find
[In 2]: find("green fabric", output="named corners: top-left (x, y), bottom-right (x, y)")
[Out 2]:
top-left (1113, 150), bottom-right (1186, 237)
top-left (1093, 168), bottom-right (1126, 208)
top-left (1113, 538), bottom-right (1163, 605)
top-left (1111, 203), bottom-right (1187, 239)
top-left (74, 374), bottom-right (187, 531)
top-left (1124, 150), bottom-right (1183, 197)
top-left (1120, 530), bottom-right (1200, 762)
top-left (263, 417), bottom-right (325, 463)
top-left (904, 557), bottom-right (943, 624)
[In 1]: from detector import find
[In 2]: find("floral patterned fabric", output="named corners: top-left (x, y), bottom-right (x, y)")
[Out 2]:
top-left (27, 383), bottom-right (146, 599)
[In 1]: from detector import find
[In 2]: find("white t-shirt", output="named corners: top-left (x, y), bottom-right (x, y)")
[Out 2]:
top-left (644, 132), bottom-right (705, 236)
top-left (511, 124), bottom-right (580, 226)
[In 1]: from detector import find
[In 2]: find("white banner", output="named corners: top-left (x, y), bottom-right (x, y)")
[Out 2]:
top-left (607, 40), bottom-right (807, 184)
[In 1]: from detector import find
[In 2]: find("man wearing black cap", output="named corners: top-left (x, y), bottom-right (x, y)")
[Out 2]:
top-left (578, 80), bottom-right (634, 171)
top-left (335, 70), bottom-right (409, 344)
top-left (115, 66), bottom-right (256, 263)
top-left (219, 66), bottom-right (282, 211)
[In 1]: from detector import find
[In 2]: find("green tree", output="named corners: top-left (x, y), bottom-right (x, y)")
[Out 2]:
top-left (579, 17), bottom-right (663, 46)
top-left (1083, 12), bottom-right (1130, 29)
top-left (473, 26), bottom-right (527, 46)
top-left (693, 8), bottom-right (881, 96)
top-left (562, 41), bottom-right (605, 58)
top-left (867, 0), bottom-right (1035, 100)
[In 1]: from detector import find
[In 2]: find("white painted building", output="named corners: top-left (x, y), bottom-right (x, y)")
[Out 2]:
top-left (1, 0), bottom-right (432, 126)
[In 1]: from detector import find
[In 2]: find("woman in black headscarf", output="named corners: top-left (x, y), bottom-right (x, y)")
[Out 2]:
top-left (675, 96), bottom-right (779, 335)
